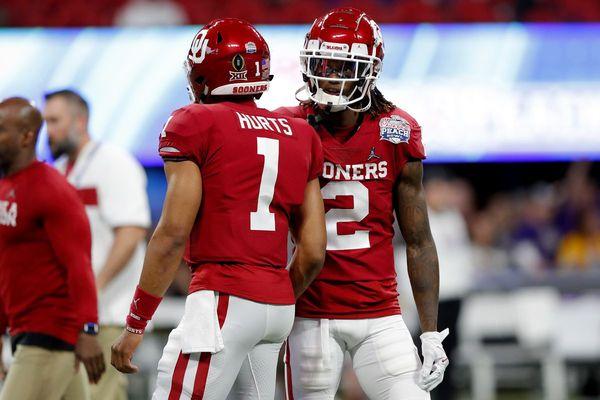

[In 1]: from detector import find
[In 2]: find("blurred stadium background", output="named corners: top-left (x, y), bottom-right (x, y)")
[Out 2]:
top-left (1, 0), bottom-right (600, 399)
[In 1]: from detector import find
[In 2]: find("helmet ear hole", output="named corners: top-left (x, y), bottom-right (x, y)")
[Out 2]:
top-left (217, 32), bottom-right (223, 43)
top-left (195, 76), bottom-right (205, 85)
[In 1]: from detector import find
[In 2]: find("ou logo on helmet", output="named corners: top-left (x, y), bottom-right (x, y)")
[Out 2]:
top-left (189, 29), bottom-right (209, 64)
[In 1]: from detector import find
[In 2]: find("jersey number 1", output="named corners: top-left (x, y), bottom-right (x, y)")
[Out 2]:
top-left (251, 137), bottom-right (278, 231)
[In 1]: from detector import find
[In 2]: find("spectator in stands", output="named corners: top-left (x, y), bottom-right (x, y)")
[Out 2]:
top-left (471, 193), bottom-right (514, 272)
top-left (509, 185), bottom-right (560, 274)
top-left (557, 207), bottom-right (600, 270)
top-left (471, 211), bottom-right (511, 271)
top-left (448, 178), bottom-right (476, 223)
top-left (43, 90), bottom-right (151, 400)
top-left (556, 162), bottom-right (598, 234)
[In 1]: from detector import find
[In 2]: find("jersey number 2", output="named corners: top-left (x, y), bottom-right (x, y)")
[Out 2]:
top-left (251, 137), bottom-right (279, 231)
top-left (321, 181), bottom-right (370, 250)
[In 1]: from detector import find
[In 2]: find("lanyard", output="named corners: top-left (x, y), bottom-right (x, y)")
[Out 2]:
top-left (68, 142), bottom-right (101, 187)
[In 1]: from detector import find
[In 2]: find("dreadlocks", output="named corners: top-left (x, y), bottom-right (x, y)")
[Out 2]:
top-left (367, 87), bottom-right (395, 119)
top-left (301, 86), bottom-right (396, 120)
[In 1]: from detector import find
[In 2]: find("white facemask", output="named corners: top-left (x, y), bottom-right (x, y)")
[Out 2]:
top-left (313, 88), bottom-right (348, 112)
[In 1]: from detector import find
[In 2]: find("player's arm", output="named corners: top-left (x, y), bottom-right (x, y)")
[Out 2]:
top-left (42, 185), bottom-right (105, 384)
top-left (137, 161), bottom-right (200, 296)
top-left (288, 178), bottom-right (327, 298)
top-left (395, 160), bottom-right (438, 332)
top-left (95, 226), bottom-right (147, 290)
top-left (395, 160), bottom-right (449, 392)
top-left (111, 160), bottom-right (201, 374)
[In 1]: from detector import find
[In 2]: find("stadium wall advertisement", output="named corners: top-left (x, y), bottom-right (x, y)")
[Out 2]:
top-left (0, 24), bottom-right (598, 164)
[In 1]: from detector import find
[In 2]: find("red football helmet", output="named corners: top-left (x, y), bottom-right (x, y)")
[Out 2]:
top-left (298, 7), bottom-right (384, 112)
top-left (185, 18), bottom-right (272, 103)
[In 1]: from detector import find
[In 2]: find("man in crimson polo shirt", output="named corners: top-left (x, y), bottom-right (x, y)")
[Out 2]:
top-left (0, 97), bottom-right (104, 400)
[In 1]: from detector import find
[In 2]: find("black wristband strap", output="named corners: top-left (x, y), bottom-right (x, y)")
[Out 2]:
top-left (82, 322), bottom-right (99, 335)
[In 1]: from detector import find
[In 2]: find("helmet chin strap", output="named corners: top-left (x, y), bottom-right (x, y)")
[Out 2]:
top-left (186, 85), bottom-right (196, 103)
top-left (294, 85), bottom-right (308, 103)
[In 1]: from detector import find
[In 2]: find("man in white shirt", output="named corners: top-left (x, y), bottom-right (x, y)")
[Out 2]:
top-left (43, 89), bottom-right (151, 400)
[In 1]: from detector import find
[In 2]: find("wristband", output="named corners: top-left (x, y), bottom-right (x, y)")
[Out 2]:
top-left (125, 285), bottom-right (162, 334)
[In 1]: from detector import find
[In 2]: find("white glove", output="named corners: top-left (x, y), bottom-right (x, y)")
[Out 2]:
top-left (417, 328), bottom-right (450, 392)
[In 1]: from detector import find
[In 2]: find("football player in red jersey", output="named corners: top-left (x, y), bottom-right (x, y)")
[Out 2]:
top-left (110, 19), bottom-right (326, 399)
top-left (276, 8), bottom-right (449, 400)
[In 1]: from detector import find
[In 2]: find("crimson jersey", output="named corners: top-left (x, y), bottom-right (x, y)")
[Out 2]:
top-left (276, 105), bottom-right (426, 319)
top-left (0, 161), bottom-right (97, 345)
top-left (159, 101), bottom-right (323, 305)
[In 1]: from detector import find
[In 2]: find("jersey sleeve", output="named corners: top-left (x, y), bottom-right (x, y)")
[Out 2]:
top-left (98, 149), bottom-right (151, 228)
top-left (309, 130), bottom-right (324, 181)
top-left (158, 106), bottom-right (213, 167)
top-left (273, 105), bottom-right (306, 119)
top-left (37, 170), bottom-right (98, 325)
top-left (394, 117), bottom-right (426, 173)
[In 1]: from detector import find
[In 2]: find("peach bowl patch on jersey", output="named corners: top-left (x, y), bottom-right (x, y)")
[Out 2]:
top-left (379, 115), bottom-right (411, 144)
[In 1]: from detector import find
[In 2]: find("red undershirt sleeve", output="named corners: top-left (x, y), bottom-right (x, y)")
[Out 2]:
top-left (40, 175), bottom-right (98, 326)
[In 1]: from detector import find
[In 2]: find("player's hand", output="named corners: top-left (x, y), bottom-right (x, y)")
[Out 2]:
top-left (418, 328), bottom-right (450, 392)
top-left (111, 330), bottom-right (143, 374)
top-left (75, 332), bottom-right (106, 384)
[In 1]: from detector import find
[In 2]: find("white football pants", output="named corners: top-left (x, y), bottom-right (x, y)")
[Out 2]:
top-left (285, 315), bottom-right (430, 400)
top-left (153, 291), bottom-right (294, 400)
